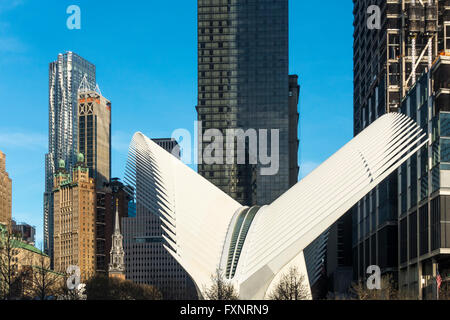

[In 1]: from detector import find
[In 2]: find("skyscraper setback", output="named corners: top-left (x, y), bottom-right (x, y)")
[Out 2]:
top-left (44, 52), bottom-right (96, 260)
top-left (196, 0), bottom-right (299, 206)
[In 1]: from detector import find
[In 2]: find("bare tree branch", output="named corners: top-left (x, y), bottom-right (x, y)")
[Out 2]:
top-left (203, 268), bottom-right (239, 300)
top-left (268, 266), bottom-right (310, 300)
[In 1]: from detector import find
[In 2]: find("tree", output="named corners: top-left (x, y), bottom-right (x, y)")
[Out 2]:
top-left (84, 274), bottom-right (162, 300)
top-left (350, 274), bottom-right (414, 300)
top-left (203, 268), bottom-right (239, 300)
top-left (24, 244), bottom-right (63, 300)
top-left (267, 266), bottom-right (310, 300)
top-left (0, 224), bottom-right (20, 300)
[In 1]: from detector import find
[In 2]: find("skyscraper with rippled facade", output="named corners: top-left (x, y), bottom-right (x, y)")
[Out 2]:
top-left (44, 52), bottom-right (96, 263)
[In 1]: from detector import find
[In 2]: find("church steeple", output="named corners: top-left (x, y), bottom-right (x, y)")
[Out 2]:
top-left (108, 199), bottom-right (125, 279)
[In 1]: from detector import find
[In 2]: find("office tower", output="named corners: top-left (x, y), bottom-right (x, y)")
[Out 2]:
top-left (123, 138), bottom-right (197, 300)
top-left (11, 220), bottom-right (36, 245)
top-left (108, 200), bottom-right (126, 280)
top-left (350, 0), bottom-right (444, 286)
top-left (44, 52), bottom-right (96, 261)
top-left (78, 85), bottom-right (111, 189)
top-left (0, 150), bottom-right (12, 226)
top-left (397, 56), bottom-right (450, 299)
top-left (196, 0), bottom-right (298, 206)
top-left (96, 178), bottom-right (130, 274)
top-left (53, 154), bottom-right (96, 282)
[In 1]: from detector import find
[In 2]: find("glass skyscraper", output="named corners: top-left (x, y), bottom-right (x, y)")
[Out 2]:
top-left (349, 1), bottom-right (450, 299)
top-left (44, 52), bottom-right (96, 261)
top-left (197, 0), bottom-right (298, 206)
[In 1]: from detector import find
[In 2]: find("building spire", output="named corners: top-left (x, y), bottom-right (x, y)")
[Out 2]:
top-left (108, 198), bottom-right (125, 279)
top-left (114, 199), bottom-right (120, 233)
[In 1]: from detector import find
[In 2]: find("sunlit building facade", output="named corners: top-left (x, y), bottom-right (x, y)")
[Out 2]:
top-left (0, 150), bottom-right (12, 226)
top-left (78, 89), bottom-right (111, 189)
top-left (53, 155), bottom-right (96, 282)
top-left (44, 52), bottom-right (96, 261)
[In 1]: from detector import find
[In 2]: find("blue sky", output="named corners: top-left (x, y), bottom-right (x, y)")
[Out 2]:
top-left (0, 0), bottom-right (354, 246)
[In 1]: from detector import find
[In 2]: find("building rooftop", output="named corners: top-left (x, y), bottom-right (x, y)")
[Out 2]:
top-left (0, 224), bottom-right (47, 257)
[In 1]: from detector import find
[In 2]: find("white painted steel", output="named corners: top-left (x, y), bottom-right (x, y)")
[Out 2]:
top-left (125, 113), bottom-right (427, 299)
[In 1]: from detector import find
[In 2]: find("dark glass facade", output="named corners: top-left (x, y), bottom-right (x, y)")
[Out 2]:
top-left (197, 0), bottom-right (297, 206)
top-left (397, 60), bottom-right (450, 298)
top-left (350, 2), bottom-right (448, 290)
top-left (78, 91), bottom-right (112, 189)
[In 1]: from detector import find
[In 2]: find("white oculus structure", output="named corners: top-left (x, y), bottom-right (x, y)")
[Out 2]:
top-left (124, 113), bottom-right (428, 300)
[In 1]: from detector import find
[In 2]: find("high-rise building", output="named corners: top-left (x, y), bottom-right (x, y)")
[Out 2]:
top-left (350, 0), bottom-right (445, 288)
top-left (0, 150), bottom-right (12, 226)
top-left (53, 154), bottom-right (96, 282)
top-left (196, 0), bottom-right (299, 206)
top-left (44, 52), bottom-right (96, 261)
top-left (123, 118), bottom-right (425, 300)
top-left (78, 87), bottom-right (111, 189)
top-left (123, 138), bottom-right (197, 300)
top-left (397, 56), bottom-right (450, 299)
top-left (108, 199), bottom-right (126, 280)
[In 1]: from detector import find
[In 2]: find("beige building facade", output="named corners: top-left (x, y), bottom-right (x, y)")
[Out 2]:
top-left (78, 90), bottom-right (111, 189)
top-left (53, 155), bottom-right (96, 282)
top-left (0, 150), bottom-right (12, 226)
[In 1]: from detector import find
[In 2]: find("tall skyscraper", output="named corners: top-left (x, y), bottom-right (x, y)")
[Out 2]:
top-left (53, 154), bottom-right (96, 282)
top-left (77, 86), bottom-right (111, 189)
top-left (396, 56), bottom-right (450, 299)
top-left (196, 0), bottom-right (299, 206)
top-left (350, 0), bottom-right (445, 288)
top-left (0, 150), bottom-right (12, 226)
top-left (44, 52), bottom-right (96, 261)
top-left (123, 138), bottom-right (197, 300)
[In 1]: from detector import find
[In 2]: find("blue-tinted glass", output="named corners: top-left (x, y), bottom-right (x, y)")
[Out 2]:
top-left (432, 167), bottom-right (440, 192)
top-left (410, 156), bottom-right (417, 208)
top-left (420, 104), bottom-right (427, 129)
top-left (440, 138), bottom-right (450, 162)
top-left (440, 113), bottom-right (450, 137)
